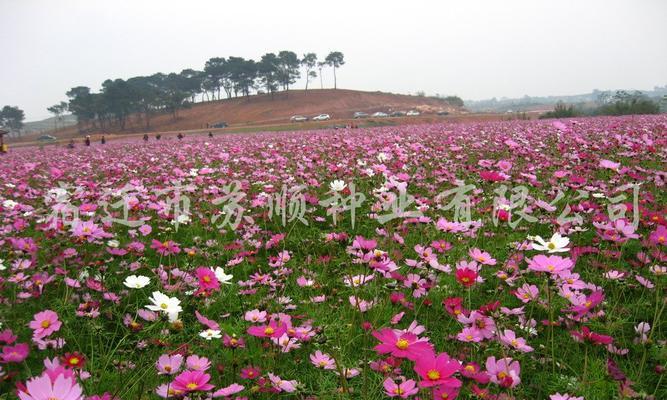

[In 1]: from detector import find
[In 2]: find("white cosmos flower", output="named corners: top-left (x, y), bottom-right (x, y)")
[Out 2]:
top-left (377, 152), bottom-right (388, 162)
top-left (175, 214), bottom-right (191, 225)
top-left (199, 329), bottom-right (222, 340)
top-left (212, 267), bottom-right (233, 285)
top-left (531, 233), bottom-right (570, 253)
top-left (124, 275), bottom-right (150, 289)
top-left (146, 291), bottom-right (182, 318)
top-left (2, 199), bottom-right (18, 209)
top-left (0, 259), bottom-right (5, 271)
top-left (107, 240), bottom-right (120, 248)
top-left (329, 180), bottom-right (347, 192)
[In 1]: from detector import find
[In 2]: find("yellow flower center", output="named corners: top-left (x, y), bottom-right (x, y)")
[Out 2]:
top-left (394, 388), bottom-right (404, 394)
top-left (160, 303), bottom-right (168, 309)
top-left (427, 370), bottom-right (441, 380)
top-left (498, 371), bottom-right (507, 379)
top-left (547, 242), bottom-right (556, 249)
top-left (264, 327), bottom-right (274, 335)
top-left (41, 320), bottom-right (51, 328)
top-left (203, 276), bottom-right (211, 283)
top-left (395, 339), bottom-right (409, 350)
top-left (186, 382), bottom-right (198, 390)
top-left (69, 357), bottom-right (79, 365)
top-left (464, 365), bottom-right (476, 372)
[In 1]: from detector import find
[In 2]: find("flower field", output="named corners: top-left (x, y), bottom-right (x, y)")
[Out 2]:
top-left (0, 116), bottom-right (665, 400)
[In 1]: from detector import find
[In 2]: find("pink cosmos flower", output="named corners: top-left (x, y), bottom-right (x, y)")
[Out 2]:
top-left (383, 378), bottom-right (419, 398)
top-left (498, 329), bottom-right (534, 353)
top-left (469, 248), bottom-right (496, 266)
top-left (486, 356), bottom-right (521, 388)
top-left (550, 393), bottom-right (584, 400)
top-left (433, 384), bottom-right (461, 399)
top-left (150, 239), bottom-right (181, 256)
top-left (70, 220), bottom-right (110, 242)
top-left (29, 310), bottom-right (62, 339)
top-left (515, 284), bottom-right (539, 303)
top-left (1, 342), bottom-right (30, 363)
top-left (244, 309), bottom-right (267, 323)
top-left (268, 373), bottom-right (298, 392)
top-left (527, 254), bottom-right (573, 275)
top-left (372, 328), bottom-right (434, 361)
top-left (171, 370), bottom-right (214, 392)
top-left (138, 224), bottom-right (152, 236)
top-left (18, 373), bottom-right (83, 400)
top-left (568, 290), bottom-right (604, 318)
top-left (649, 225), bottom-right (666, 246)
top-left (156, 354), bottom-right (183, 375)
top-left (212, 383), bottom-right (244, 397)
top-left (310, 351), bottom-right (336, 369)
top-left (413, 351), bottom-right (461, 388)
top-left (186, 355), bottom-right (211, 371)
top-left (457, 327), bottom-right (484, 343)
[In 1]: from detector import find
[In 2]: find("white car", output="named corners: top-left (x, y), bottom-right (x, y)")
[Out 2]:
top-left (312, 114), bottom-right (331, 121)
top-left (406, 110), bottom-right (420, 116)
top-left (371, 112), bottom-right (389, 117)
top-left (290, 115), bottom-right (308, 122)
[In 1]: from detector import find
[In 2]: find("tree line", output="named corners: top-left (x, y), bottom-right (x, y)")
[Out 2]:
top-left (53, 51), bottom-right (345, 132)
top-left (539, 91), bottom-right (662, 119)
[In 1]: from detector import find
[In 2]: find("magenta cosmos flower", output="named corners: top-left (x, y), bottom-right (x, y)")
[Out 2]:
top-left (1, 342), bottom-right (30, 363)
top-left (18, 373), bottom-right (83, 400)
top-left (171, 370), bottom-right (214, 392)
top-left (247, 320), bottom-right (287, 338)
top-left (372, 328), bottom-right (434, 361)
top-left (29, 310), bottom-right (62, 339)
top-left (413, 351), bottom-right (461, 388)
top-left (195, 267), bottom-right (220, 291)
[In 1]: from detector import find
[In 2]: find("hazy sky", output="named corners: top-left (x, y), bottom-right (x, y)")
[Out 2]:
top-left (1, 0), bottom-right (666, 120)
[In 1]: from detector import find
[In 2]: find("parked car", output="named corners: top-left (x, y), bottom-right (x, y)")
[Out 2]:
top-left (312, 114), bottom-right (331, 121)
top-left (37, 134), bottom-right (57, 142)
top-left (290, 115), bottom-right (308, 122)
top-left (436, 111), bottom-right (450, 116)
top-left (212, 121), bottom-right (228, 128)
top-left (390, 111), bottom-right (407, 117)
top-left (353, 112), bottom-right (369, 119)
top-left (371, 112), bottom-right (389, 117)
top-left (406, 110), bottom-right (420, 116)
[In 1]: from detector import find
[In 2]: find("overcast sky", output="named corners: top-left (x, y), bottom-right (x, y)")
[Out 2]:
top-left (1, 0), bottom-right (666, 120)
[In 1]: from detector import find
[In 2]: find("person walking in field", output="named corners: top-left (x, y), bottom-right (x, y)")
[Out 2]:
top-left (143, 134), bottom-right (149, 142)
top-left (177, 133), bottom-right (184, 140)
top-left (85, 135), bottom-right (91, 146)
top-left (101, 135), bottom-right (106, 144)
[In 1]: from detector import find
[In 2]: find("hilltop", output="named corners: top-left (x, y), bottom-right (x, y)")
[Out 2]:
top-left (16, 89), bottom-right (460, 141)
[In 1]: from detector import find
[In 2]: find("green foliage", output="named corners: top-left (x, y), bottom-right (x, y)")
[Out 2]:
top-left (0, 105), bottom-right (25, 133)
top-left (539, 101), bottom-right (578, 119)
top-left (595, 91), bottom-right (661, 116)
top-left (444, 95), bottom-right (464, 108)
